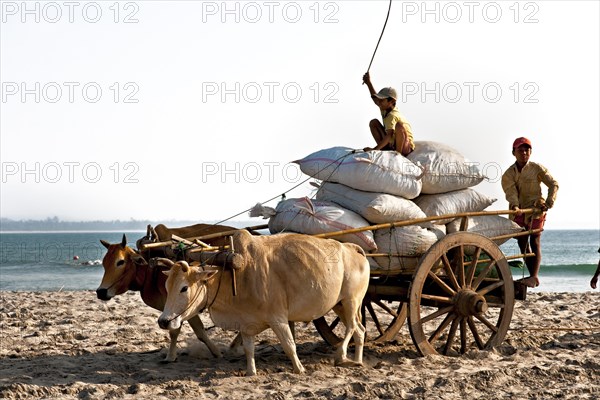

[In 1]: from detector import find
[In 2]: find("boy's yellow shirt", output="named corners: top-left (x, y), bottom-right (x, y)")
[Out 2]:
top-left (381, 107), bottom-right (415, 150)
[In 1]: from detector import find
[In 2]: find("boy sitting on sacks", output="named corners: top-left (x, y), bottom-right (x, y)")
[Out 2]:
top-left (362, 72), bottom-right (415, 157)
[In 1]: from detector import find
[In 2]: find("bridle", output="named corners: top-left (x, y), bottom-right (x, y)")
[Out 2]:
top-left (162, 264), bottom-right (225, 325)
top-left (101, 247), bottom-right (141, 293)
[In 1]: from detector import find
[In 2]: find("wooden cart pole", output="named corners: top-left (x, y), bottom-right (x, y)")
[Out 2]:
top-left (313, 209), bottom-right (536, 240)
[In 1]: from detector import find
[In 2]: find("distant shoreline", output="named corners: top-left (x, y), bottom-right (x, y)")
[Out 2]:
top-left (0, 218), bottom-right (258, 233)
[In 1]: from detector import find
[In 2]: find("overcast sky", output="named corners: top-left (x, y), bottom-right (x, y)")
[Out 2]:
top-left (1, 0), bottom-right (598, 229)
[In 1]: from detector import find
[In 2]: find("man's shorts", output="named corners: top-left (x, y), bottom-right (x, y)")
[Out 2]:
top-left (514, 213), bottom-right (546, 232)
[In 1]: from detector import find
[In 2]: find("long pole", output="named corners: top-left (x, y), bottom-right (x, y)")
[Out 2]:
top-left (366, 0), bottom-right (393, 73)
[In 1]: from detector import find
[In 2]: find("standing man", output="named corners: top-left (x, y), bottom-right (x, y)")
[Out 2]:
top-left (362, 72), bottom-right (415, 156)
top-left (501, 137), bottom-right (559, 288)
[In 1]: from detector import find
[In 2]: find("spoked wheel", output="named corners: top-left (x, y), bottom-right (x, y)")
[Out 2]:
top-left (408, 232), bottom-right (514, 356)
top-left (313, 294), bottom-right (407, 346)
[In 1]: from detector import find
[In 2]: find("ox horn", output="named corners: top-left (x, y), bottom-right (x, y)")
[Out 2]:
top-left (121, 234), bottom-right (127, 249)
top-left (154, 258), bottom-right (175, 268)
top-left (100, 239), bottom-right (111, 249)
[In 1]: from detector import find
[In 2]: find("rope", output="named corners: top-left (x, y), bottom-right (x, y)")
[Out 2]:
top-left (163, 264), bottom-right (224, 325)
top-left (213, 149), bottom-right (360, 229)
top-left (366, 0), bottom-right (393, 73)
top-left (276, 150), bottom-right (358, 234)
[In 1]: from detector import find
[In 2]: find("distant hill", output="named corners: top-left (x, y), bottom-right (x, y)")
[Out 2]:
top-left (0, 217), bottom-right (260, 232)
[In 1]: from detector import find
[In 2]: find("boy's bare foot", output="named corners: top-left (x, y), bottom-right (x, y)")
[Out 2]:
top-left (520, 276), bottom-right (539, 288)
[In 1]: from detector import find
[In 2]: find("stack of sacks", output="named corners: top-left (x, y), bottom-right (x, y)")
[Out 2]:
top-left (263, 143), bottom-right (516, 270)
top-left (292, 147), bottom-right (430, 269)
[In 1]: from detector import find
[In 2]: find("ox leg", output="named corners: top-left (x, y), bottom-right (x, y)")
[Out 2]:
top-left (187, 316), bottom-right (222, 358)
top-left (270, 322), bottom-right (305, 374)
top-left (351, 310), bottom-right (366, 364)
top-left (241, 333), bottom-right (258, 376)
top-left (333, 302), bottom-right (364, 367)
top-left (164, 327), bottom-right (181, 363)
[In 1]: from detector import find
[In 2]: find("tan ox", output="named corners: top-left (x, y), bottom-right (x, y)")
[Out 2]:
top-left (158, 230), bottom-right (370, 376)
top-left (97, 223), bottom-right (234, 362)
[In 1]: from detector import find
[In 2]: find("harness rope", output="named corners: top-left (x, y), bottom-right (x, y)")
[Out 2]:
top-left (162, 264), bottom-right (225, 325)
top-left (101, 249), bottom-right (142, 293)
top-left (276, 150), bottom-right (359, 235)
top-left (212, 150), bottom-right (360, 229)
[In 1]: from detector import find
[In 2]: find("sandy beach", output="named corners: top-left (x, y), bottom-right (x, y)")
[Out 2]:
top-left (1, 290), bottom-right (598, 399)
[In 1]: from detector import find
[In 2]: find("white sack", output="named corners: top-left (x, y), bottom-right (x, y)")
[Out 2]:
top-left (446, 215), bottom-right (522, 246)
top-left (374, 226), bottom-right (439, 268)
top-left (429, 224), bottom-right (447, 240)
top-left (268, 197), bottom-right (377, 251)
top-left (414, 189), bottom-right (496, 225)
top-left (315, 182), bottom-right (426, 224)
top-left (407, 141), bottom-right (485, 194)
top-left (294, 147), bottom-right (422, 199)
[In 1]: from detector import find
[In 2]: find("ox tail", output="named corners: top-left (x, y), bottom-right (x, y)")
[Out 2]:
top-left (345, 243), bottom-right (366, 257)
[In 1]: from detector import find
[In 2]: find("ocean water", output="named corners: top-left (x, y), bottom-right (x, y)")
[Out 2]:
top-left (0, 230), bottom-right (598, 292)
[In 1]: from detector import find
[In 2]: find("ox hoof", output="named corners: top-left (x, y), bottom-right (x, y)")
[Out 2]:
top-left (160, 357), bottom-right (177, 364)
top-left (334, 359), bottom-right (362, 368)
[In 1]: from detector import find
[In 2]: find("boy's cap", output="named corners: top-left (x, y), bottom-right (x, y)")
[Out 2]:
top-left (373, 87), bottom-right (397, 101)
top-left (513, 137), bottom-right (532, 149)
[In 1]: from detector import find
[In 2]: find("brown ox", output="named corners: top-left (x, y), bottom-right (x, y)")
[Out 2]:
top-left (158, 230), bottom-right (370, 376)
top-left (97, 223), bottom-right (235, 362)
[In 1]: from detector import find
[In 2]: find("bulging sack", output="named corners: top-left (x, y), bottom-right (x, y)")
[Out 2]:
top-left (407, 141), bottom-right (485, 194)
top-left (315, 182), bottom-right (426, 224)
top-left (294, 147), bottom-right (423, 199)
top-left (446, 215), bottom-right (522, 246)
top-left (414, 189), bottom-right (496, 225)
top-left (374, 226), bottom-right (439, 268)
top-left (268, 197), bottom-right (377, 251)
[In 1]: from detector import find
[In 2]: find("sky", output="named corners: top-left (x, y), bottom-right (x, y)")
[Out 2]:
top-left (1, 0), bottom-right (599, 230)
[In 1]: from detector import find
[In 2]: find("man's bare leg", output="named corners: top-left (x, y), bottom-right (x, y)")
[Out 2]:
top-left (517, 234), bottom-right (540, 287)
top-left (523, 234), bottom-right (542, 287)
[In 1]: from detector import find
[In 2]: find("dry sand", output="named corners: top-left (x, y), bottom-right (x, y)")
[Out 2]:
top-left (1, 290), bottom-right (599, 399)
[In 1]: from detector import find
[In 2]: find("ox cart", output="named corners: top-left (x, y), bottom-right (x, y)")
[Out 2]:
top-left (138, 208), bottom-right (538, 358)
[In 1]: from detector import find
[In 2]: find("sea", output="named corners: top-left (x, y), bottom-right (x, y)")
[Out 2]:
top-left (0, 230), bottom-right (598, 293)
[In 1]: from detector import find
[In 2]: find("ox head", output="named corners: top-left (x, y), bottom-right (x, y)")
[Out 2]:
top-left (96, 234), bottom-right (148, 301)
top-left (158, 259), bottom-right (218, 331)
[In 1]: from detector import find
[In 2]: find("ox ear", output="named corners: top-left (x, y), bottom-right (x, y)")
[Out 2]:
top-left (100, 239), bottom-right (111, 249)
top-left (120, 234), bottom-right (127, 249)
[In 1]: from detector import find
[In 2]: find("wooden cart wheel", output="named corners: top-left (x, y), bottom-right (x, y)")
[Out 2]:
top-left (313, 295), bottom-right (407, 346)
top-left (408, 232), bottom-right (514, 356)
